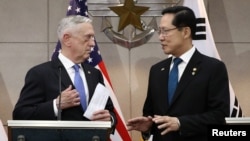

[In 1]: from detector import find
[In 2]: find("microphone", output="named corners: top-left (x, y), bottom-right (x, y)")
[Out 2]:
top-left (17, 135), bottom-right (25, 141)
top-left (57, 65), bottom-right (63, 120)
top-left (92, 135), bottom-right (100, 141)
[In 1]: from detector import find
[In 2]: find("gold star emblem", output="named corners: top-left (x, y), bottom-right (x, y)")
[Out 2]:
top-left (109, 0), bottom-right (149, 32)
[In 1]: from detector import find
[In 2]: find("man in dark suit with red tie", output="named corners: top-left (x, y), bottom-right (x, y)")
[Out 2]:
top-left (127, 6), bottom-right (230, 141)
top-left (12, 15), bottom-right (116, 131)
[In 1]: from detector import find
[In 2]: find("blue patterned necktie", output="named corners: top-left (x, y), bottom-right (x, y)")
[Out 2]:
top-left (168, 58), bottom-right (182, 104)
top-left (73, 64), bottom-right (87, 110)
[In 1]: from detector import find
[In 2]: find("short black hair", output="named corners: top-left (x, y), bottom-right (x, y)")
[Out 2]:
top-left (161, 6), bottom-right (196, 38)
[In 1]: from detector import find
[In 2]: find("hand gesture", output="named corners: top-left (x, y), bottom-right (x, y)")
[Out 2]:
top-left (127, 116), bottom-right (153, 132)
top-left (56, 85), bottom-right (81, 109)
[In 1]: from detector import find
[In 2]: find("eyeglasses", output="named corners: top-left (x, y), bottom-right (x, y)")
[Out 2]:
top-left (157, 27), bottom-right (179, 36)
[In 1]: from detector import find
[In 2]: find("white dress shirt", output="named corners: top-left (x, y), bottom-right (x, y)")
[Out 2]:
top-left (53, 53), bottom-right (89, 116)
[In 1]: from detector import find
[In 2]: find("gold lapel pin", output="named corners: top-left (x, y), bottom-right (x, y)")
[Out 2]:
top-left (192, 68), bottom-right (197, 75)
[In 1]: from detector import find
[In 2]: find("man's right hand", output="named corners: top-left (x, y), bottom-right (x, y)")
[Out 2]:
top-left (56, 85), bottom-right (81, 109)
top-left (126, 116), bottom-right (153, 132)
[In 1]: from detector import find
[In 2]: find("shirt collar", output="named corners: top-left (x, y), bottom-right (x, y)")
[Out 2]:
top-left (172, 46), bottom-right (196, 64)
top-left (179, 46), bottom-right (196, 64)
top-left (58, 53), bottom-right (75, 70)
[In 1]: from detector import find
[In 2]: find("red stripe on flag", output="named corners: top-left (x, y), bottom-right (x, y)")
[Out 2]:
top-left (98, 61), bottom-right (113, 88)
top-left (98, 61), bottom-right (131, 141)
top-left (113, 109), bottom-right (132, 141)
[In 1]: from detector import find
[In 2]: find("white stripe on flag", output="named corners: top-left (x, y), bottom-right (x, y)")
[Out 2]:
top-left (95, 65), bottom-right (131, 140)
top-left (0, 120), bottom-right (7, 141)
top-left (183, 0), bottom-right (242, 117)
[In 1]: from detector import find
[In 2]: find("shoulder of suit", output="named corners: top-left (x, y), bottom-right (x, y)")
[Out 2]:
top-left (82, 63), bottom-right (100, 72)
top-left (29, 61), bottom-right (52, 70)
top-left (196, 52), bottom-right (225, 66)
top-left (151, 57), bottom-right (171, 69)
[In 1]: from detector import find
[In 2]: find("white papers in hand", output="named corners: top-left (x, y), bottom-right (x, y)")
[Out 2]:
top-left (84, 83), bottom-right (110, 119)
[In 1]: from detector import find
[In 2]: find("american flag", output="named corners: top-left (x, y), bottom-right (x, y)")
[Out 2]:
top-left (52, 0), bottom-right (132, 140)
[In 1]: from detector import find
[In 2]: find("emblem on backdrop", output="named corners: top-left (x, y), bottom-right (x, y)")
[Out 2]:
top-left (88, 0), bottom-right (182, 49)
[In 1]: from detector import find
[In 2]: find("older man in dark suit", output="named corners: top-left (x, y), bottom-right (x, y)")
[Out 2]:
top-left (13, 15), bottom-right (116, 130)
top-left (127, 6), bottom-right (230, 141)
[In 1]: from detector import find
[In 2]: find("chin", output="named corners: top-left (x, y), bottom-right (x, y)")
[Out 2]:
top-left (84, 55), bottom-right (90, 60)
top-left (162, 48), bottom-right (170, 55)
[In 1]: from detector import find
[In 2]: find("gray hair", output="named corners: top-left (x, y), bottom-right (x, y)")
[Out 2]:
top-left (57, 15), bottom-right (92, 41)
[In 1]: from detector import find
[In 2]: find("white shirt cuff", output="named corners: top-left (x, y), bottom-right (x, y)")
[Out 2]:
top-left (53, 99), bottom-right (58, 117)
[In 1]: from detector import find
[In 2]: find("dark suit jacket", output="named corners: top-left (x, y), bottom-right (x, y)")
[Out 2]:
top-left (143, 50), bottom-right (230, 141)
top-left (13, 58), bottom-right (116, 125)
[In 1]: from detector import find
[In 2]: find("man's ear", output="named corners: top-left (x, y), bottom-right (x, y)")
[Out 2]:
top-left (62, 33), bottom-right (72, 46)
top-left (183, 27), bottom-right (191, 39)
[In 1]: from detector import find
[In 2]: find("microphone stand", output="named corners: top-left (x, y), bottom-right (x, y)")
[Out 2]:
top-left (57, 66), bottom-right (62, 120)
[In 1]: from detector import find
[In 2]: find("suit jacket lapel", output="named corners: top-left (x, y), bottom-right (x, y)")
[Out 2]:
top-left (52, 59), bottom-right (96, 104)
top-left (51, 58), bottom-right (74, 90)
top-left (81, 63), bottom-right (95, 102)
top-left (157, 58), bottom-right (172, 110)
top-left (169, 50), bottom-right (203, 108)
